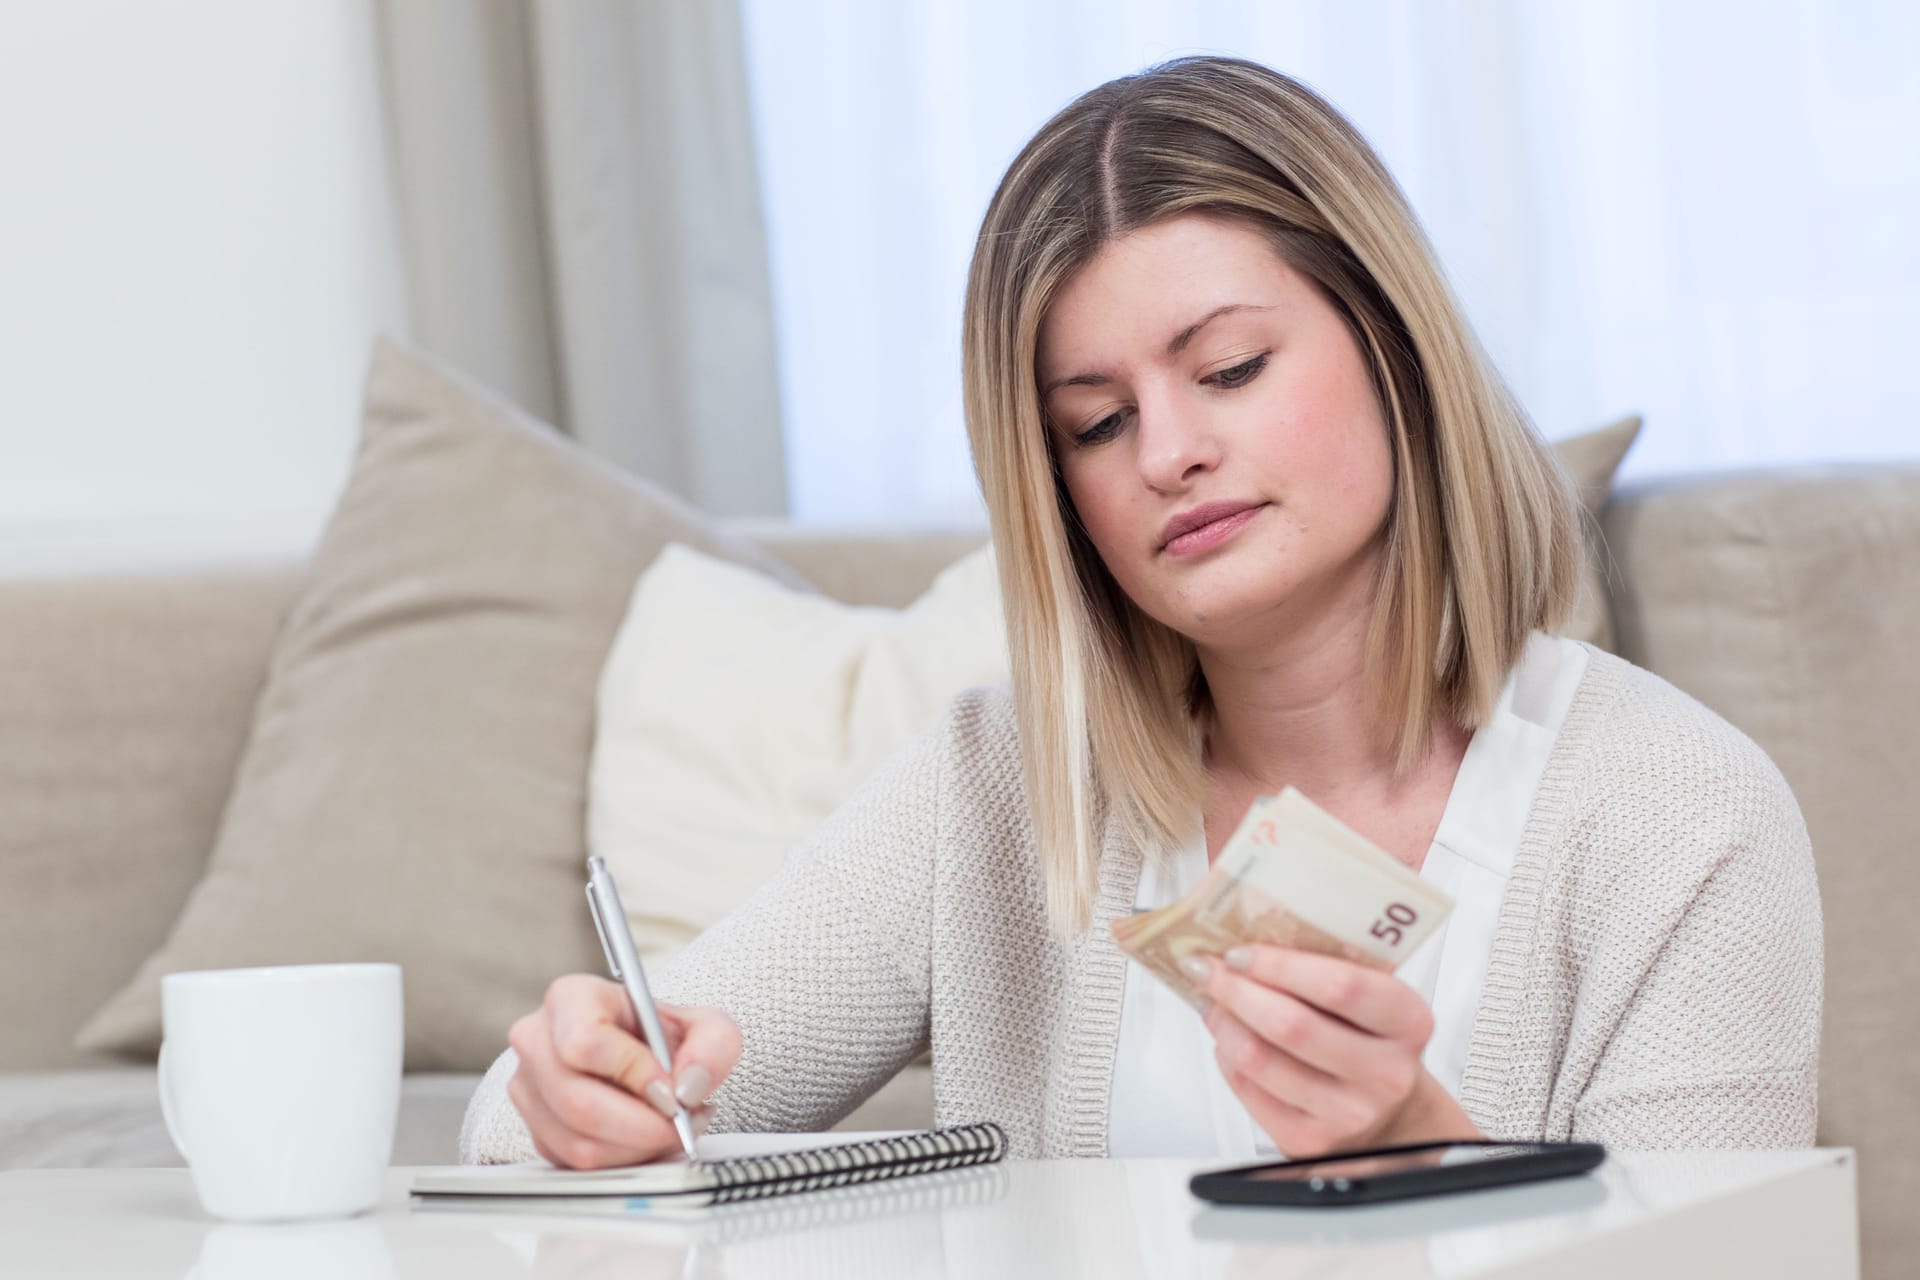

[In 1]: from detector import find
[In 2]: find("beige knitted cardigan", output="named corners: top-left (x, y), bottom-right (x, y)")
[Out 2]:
top-left (462, 646), bottom-right (1823, 1163)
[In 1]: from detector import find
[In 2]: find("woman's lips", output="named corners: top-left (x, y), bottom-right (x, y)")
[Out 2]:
top-left (1161, 503), bottom-right (1268, 557)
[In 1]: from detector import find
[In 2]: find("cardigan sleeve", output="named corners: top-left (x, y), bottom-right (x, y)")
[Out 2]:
top-left (458, 706), bottom-right (948, 1164)
top-left (1570, 762), bottom-right (1825, 1148)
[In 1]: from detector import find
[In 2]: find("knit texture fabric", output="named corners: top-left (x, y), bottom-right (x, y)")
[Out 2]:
top-left (459, 645), bottom-right (1823, 1163)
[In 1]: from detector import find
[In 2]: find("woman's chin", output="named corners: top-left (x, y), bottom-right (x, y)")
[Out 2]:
top-left (1145, 553), bottom-right (1369, 651)
top-left (1155, 590), bottom-right (1289, 649)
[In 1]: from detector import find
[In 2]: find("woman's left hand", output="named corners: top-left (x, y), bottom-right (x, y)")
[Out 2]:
top-left (1180, 944), bottom-right (1482, 1156)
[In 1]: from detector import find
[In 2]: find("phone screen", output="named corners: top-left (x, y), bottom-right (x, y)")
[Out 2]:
top-left (1245, 1144), bottom-right (1547, 1182)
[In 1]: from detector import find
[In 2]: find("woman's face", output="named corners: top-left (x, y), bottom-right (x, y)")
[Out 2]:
top-left (1037, 212), bottom-right (1395, 650)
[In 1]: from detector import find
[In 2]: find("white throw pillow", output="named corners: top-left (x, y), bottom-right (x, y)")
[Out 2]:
top-left (591, 541), bottom-right (1008, 963)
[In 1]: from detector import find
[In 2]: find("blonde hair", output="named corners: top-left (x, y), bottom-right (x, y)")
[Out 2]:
top-left (961, 56), bottom-right (1581, 938)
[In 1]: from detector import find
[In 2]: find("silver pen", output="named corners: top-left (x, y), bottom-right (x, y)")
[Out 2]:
top-left (584, 855), bottom-right (699, 1158)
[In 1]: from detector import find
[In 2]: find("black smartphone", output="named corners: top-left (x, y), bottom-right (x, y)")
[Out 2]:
top-left (1189, 1140), bottom-right (1607, 1208)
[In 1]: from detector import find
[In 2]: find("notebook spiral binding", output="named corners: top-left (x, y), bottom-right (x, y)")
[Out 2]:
top-left (691, 1163), bottom-right (1010, 1243)
top-left (702, 1121), bottom-right (1008, 1205)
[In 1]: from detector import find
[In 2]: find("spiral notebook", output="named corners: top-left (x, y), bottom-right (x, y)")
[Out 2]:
top-left (411, 1122), bottom-right (1009, 1211)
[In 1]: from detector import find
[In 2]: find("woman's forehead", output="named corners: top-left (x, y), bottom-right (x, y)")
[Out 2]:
top-left (1037, 219), bottom-right (1303, 381)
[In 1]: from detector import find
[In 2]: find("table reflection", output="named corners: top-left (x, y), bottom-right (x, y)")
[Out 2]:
top-left (424, 1163), bottom-right (1011, 1280)
top-left (1187, 1171), bottom-right (1610, 1248)
top-left (1190, 1172), bottom-right (1609, 1278)
top-left (182, 1216), bottom-right (396, 1280)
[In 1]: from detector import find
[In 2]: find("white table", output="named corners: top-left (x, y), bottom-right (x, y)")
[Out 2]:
top-left (2, 1149), bottom-right (1857, 1279)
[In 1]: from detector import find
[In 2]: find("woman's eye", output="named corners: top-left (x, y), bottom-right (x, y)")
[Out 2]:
top-left (1065, 353), bottom-right (1268, 447)
top-left (1073, 412), bottom-right (1124, 447)
top-left (1208, 353), bottom-right (1269, 388)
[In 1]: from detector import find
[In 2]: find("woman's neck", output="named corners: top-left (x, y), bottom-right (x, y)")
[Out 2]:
top-left (1194, 605), bottom-right (1470, 872)
top-left (1197, 610), bottom-right (1397, 805)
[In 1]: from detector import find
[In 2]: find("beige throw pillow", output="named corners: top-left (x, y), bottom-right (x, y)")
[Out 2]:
top-left (74, 336), bottom-right (806, 1071)
top-left (1554, 414), bottom-right (1643, 651)
top-left (591, 541), bottom-right (1008, 964)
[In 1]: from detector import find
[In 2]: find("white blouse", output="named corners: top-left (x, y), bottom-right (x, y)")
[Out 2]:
top-left (1106, 631), bottom-right (1591, 1158)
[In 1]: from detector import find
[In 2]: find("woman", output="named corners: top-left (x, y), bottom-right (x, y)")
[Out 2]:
top-left (461, 56), bottom-right (1821, 1169)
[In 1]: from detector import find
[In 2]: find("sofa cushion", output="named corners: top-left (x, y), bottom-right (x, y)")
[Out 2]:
top-left (592, 541), bottom-right (1008, 965)
top-left (72, 336), bottom-right (806, 1072)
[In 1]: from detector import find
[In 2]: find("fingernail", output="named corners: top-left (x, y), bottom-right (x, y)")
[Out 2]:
top-left (643, 1078), bottom-right (681, 1119)
top-left (674, 1064), bottom-right (712, 1108)
top-left (1223, 946), bottom-right (1252, 972)
top-left (1195, 995), bottom-right (1214, 1017)
top-left (1178, 955), bottom-right (1211, 984)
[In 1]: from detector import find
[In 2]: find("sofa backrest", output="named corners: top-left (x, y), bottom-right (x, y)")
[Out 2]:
top-left (1603, 464), bottom-right (1920, 1276)
top-left (733, 522), bottom-right (989, 609)
top-left (0, 565), bottom-right (306, 1071)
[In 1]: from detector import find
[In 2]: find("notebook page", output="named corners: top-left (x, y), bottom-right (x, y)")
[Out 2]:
top-left (411, 1131), bottom-right (923, 1194)
top-left (695, 1130), bottom-right (917, 1160)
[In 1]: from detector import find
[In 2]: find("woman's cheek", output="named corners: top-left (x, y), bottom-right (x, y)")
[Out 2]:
top-left (1063, 475), bottom-right (1144, 582)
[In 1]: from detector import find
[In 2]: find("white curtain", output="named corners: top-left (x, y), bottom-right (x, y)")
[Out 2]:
top-left (377, 0), bottom-right (788, 517)
top-left (741, 0), bottom-right (1920, 523)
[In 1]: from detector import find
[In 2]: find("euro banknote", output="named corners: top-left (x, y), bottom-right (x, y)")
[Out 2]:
top-left (1111, 787), bottom-right (1454, 1009)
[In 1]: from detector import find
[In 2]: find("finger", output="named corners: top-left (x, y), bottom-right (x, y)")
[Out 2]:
top-left (546, 980), bottom-right (673, 1101)
top-left (510, 1025), bottom-right (677, 1166)
top-left (1222, 1061), bottom-right (1348, 1159)
top-left (1218, 946), bottom-right (1431, 1041)
top-left (1207, 1006), bottom-right (1353, 1124)
top-left (1204, 968), bottom-right (1388, 1082)
top-left (1211, 1043), bottom-right (1326, 1156)
top-left (544, 1063), bottom-right (683, 1155)
top-left (507, 1068), bottom-right (567, 1165)
top-left (548, 974), bottom-right (695, 1055)
top-left (1205, 969), bottom-right (1427, 1108)
top-left (509, 1060), bottom-right (648, 1170)
top-left (663, 1006), bottom-right (743, 1109)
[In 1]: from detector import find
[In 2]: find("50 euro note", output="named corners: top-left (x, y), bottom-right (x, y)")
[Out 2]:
top-left (1111, 786), bottom-right (1453, 1009)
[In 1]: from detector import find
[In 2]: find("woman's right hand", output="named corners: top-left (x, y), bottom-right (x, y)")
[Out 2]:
top-left (506, 974), bottom-right (742, 1169)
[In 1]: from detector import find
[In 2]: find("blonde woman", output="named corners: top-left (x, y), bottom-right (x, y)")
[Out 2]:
top-left (462, 56), bottom-right (1821, 1169)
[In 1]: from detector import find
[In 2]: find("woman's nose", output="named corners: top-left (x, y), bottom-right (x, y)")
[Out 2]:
top-left (1134, 392), bottom-right (1221, 492)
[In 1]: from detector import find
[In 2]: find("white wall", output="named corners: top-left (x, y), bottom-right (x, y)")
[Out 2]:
top-left (0, 1), bottom-right (408, 573)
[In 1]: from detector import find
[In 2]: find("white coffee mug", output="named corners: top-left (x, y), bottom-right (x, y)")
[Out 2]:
top-left (159, 963), bottom-right (403, 1222)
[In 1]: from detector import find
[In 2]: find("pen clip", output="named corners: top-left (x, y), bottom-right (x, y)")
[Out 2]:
top-left (585, 880), bottom-right (623, 979)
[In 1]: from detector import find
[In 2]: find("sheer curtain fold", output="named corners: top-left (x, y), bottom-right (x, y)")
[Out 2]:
top-left (373, 0), bottom-right (786, 517)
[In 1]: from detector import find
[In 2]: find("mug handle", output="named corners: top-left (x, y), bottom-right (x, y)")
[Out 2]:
top-left (157, 1039), bottom-right (190, 1161)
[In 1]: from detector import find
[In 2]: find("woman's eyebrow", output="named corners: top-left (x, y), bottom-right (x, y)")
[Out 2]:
top-left (1041, 303), bottom-right (1276, 394)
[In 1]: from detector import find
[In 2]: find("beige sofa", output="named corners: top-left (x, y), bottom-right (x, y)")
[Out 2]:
top-left (3, 467), bottom-right (1916, 1274)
